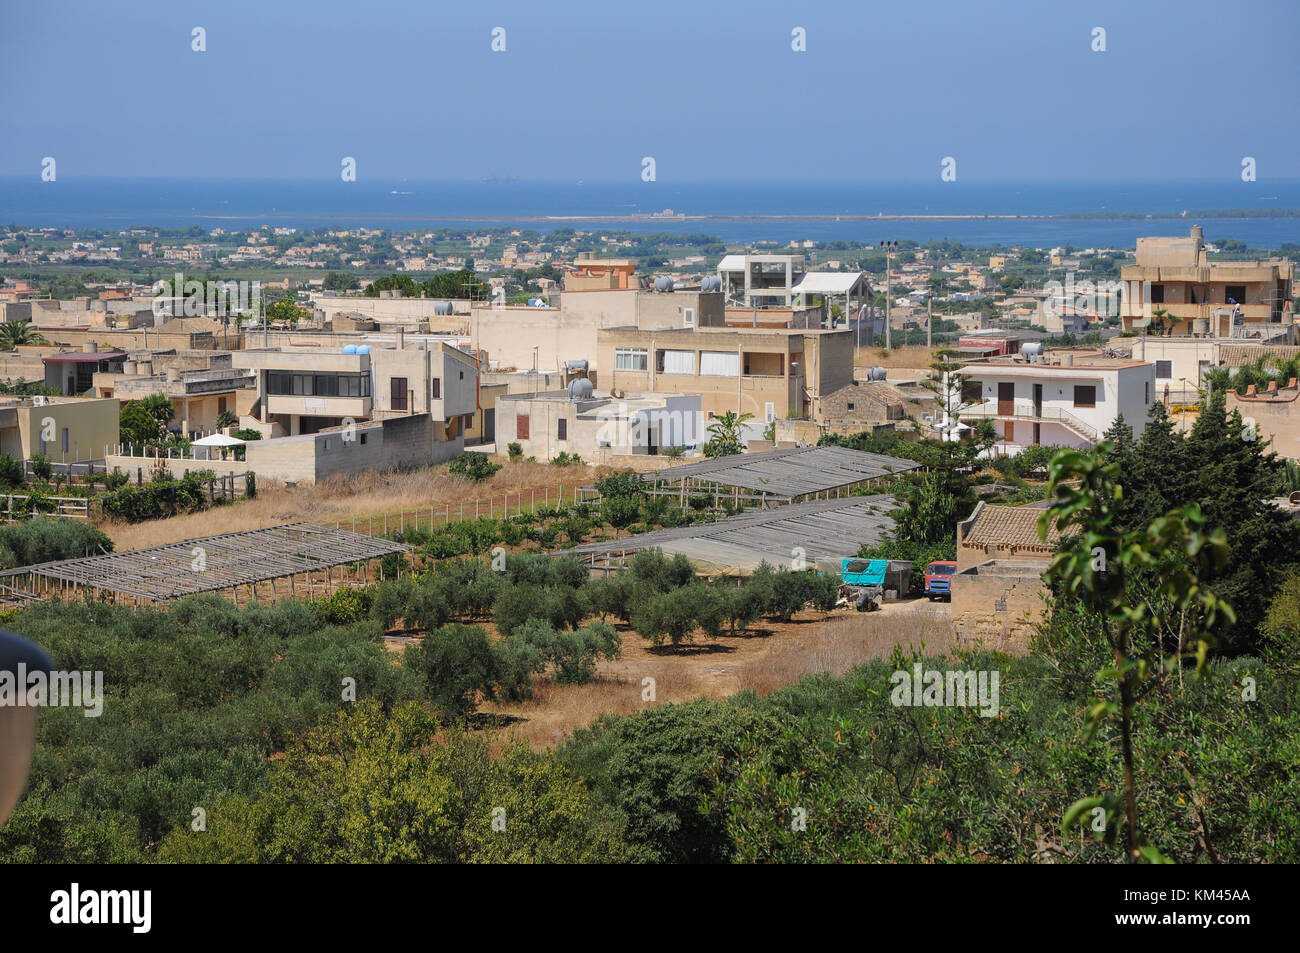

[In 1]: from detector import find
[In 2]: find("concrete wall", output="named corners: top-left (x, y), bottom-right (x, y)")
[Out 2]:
top-left (240, 413), bottom-right (463, 485)
top-left (951, 560), bottom-right (1048, 654)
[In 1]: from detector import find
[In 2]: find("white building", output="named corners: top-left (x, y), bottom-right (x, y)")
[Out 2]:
top-left (946, 356), bottom-right (1155, 454)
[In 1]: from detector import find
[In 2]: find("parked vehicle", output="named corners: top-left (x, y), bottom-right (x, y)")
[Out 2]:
top-left (924, 560), bottom-right (958, 600)
top-left (833, 558), bottom-right (914, 611)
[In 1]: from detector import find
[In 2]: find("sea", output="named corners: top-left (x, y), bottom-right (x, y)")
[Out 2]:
top-left (2, 177), bottom-right (1299, 249)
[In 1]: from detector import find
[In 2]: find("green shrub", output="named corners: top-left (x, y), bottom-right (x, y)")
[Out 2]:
top-left (507, 442), bottom-right (523, 461)
top-left (0, 454), bottom-right (23, 489)
top-left (449, 452), bottom-right (502, 483)
top-left (29, 453), bottom-right (51, 482)
top-left (0, 517), bottom-right (114, 569)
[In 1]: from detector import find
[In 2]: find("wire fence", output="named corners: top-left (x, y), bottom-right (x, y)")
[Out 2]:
top-left (333, 482), bottom-right (589, 537)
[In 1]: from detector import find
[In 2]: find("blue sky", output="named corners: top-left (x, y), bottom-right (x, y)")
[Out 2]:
top-left (1, 0), bottom-right (1296, 182)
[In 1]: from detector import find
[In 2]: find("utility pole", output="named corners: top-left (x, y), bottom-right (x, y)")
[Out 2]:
top-left (880, 240), bottom-right (897, 351)
top-left (927, 293), bottom-right (933, 349)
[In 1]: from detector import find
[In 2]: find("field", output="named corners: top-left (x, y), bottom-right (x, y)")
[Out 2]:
top-left (100, 458), bottom-right (600, 551)
top-left (481, 598), bottom-right (955, 748)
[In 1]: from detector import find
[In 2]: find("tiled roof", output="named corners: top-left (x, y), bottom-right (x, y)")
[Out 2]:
top-left (1218, 345), bottom-right (1300, 369)
top-left (960, 502), bottom-right (1071, 551)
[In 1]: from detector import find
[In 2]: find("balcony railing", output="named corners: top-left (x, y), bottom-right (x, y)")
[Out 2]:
top-left (960, 400), bottom-right (1098, 439)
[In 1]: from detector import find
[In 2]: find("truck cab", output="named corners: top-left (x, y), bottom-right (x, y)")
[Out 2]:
top-left (923, 561), bottom-right (957, 601)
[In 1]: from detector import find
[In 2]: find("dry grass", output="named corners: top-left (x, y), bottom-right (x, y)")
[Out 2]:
top-left (487, 599), bottom-right (957, 749)
top-left (101, 458), bottom-right (609, 551)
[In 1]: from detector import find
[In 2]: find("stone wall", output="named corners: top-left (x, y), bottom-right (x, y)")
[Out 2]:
top-left (950, 560), bottom-right (1048, 654)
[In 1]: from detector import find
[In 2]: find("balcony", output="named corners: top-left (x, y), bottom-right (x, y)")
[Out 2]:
top-left (960, 400), bottom-right (1098, 440)
top-left (266, 395), bottom-right (371, 419)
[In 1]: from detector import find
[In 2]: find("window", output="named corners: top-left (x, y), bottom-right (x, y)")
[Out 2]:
top-left (699, 351), bottom-right (740, 376)
top-left (267, 372), bottom-right (370, 397)
top-left (1149, 283), bottom-right (1164, 304)
top-left (217, 396), bottom-right (227, 414)
top-left (516, 414), bottom-right (530, 440)
top-left (1073, 385), bottom-right (1097, 408)
top-left (432, 377), bottom-right (441, 399)
top-left (847, 402), bottom-right (855, 411)
top-left (391, 377), bottom-right (409, 411)
top-left (683, 307), bottom-right (695, 329)
top-left (1156, 360), bottom-right (1172, 379)
top-left (1225, 285), bottom-right (1247, 305)
top-left (61, 428), bottom-right (69, 453)
top-left (659, 349), bottom-right (694, 374)
top-left (1145, 381), bottom-right (1150, 404)
top-left (764, 402), bottom-right (775, 424)
top-left (615, 348), bottom-right (648, 371)
top-left (359, 433), bottom-right (367, 445)
top-left (557, 418), bottom-right (567, 440)
top-left (323, 439), bottom-right (331, 451)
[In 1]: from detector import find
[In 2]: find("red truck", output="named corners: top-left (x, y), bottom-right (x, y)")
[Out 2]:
top-left (923, 561), bottom-right (957, 601)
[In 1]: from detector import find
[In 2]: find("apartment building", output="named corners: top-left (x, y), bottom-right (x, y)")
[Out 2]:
top-left (952, 355), bottom-right (1155, 453)
top-left (1120, 226), bottom-right (1295, 338)
top-left (596, 325), bottom-right (854, 422)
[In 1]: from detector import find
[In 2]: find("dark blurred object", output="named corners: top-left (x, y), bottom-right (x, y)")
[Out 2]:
top-left (0, 630), bottom-right (51, 828)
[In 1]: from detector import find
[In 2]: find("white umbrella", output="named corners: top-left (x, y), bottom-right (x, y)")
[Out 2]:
top-left (191, 433), bottom-right (246, 447)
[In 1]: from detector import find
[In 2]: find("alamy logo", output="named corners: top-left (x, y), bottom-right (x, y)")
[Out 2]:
top-left (50, 883), bottom-right (151, 933)
top-left (0, 665), bottom-right (104, 717)
top-left (890, 663), bottom-right (1000, 717)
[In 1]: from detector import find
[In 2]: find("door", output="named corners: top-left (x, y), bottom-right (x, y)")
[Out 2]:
top-left (390, 377), bottom-right (409, 412)
top-left (1033, 383), bottom-right (1043, 417)
top-left (998, 382), bottom-right (1015, 416)
top-left (483, 409), bottom-right (495, 443)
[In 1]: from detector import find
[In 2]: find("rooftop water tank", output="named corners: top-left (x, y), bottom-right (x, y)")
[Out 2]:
top-left (568, 377), bottom-right (594, 401)
top-left (433, 301), bottom-right (453, 316)
top-left (1021, 342), bottom-right (1044, 360)
top-left (342, 344), bottom-right (358, 354)
top-left (567, 360), bottom-right (589, 373)
top-left (653, 275), bottom-right (675, 293)
top-left (357, 345), bottom-right (371, 355)
top-left (867, 366), bottom-right (887, 382)
top-left (701, 275), bottom-right (722, 293)
top-left (528, 298), bottom-right (547, 307)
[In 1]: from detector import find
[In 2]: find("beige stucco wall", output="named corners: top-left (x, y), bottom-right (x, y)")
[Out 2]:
top-left (17, 397), bottom-right (120, 462)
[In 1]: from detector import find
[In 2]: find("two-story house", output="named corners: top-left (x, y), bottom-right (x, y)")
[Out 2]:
top-left (948, 355), bottom-right (1155, 454)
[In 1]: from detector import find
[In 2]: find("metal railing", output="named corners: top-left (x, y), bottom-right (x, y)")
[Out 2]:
top-left (961, 400), bottom-right (1099, 439)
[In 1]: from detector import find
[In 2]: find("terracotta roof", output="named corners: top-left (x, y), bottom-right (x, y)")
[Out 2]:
top-left (1217, 345), bottom-right (1300, 369)
top-left (959, 501), bottom-right (1072, 552)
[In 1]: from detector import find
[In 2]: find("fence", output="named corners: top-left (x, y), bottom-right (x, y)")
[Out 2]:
top-left (333, 482), bottom-right (587, 537)
top-left (1, 493), bottom-right (93, 523)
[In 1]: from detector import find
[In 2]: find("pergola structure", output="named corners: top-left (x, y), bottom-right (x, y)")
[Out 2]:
top-left (0, 522), bottom-right (408, 606)
top-left (555, 495), bottom-right (898, 576)
top-left (578, 445), bottom-right (920, 509)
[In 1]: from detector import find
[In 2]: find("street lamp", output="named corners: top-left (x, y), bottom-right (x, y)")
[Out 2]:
top-left (880, 241), bottom-right (898, 350)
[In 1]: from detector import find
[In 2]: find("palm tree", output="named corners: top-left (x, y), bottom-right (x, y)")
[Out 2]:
top-left (0, 319), bottom-right (48, 350)
top-left (704, 411), bottom-right (754, 458)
